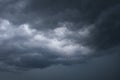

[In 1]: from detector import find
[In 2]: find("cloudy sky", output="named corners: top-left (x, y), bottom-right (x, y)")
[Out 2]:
top-left (0, 0), bottom-right (120, 80)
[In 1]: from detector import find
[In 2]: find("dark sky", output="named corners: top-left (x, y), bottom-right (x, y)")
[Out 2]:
top-left (0, 54), bottom-right (120, 80)
top-left (0, 0), bottom-right (120, 80)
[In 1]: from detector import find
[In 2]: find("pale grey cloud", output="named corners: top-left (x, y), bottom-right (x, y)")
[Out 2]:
top-left (0, 18), bottom-right (94, 71)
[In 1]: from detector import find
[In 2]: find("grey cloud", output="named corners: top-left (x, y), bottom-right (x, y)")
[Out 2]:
top-left (0, 0), bottom-right (120, 71)
top-left (0, 19), bottom-right (93, 71)
top-left (90, 5), bottom-right (120, 50)
top-left (1, 0), bottom-right (120, 24)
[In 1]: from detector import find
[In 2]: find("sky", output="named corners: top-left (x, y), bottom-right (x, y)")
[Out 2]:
top-left (0, 0), bottom-right (120, 80)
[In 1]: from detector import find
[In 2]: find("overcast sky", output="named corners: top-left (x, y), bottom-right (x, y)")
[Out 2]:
top-left (0, 0), bottom-right (120, 80)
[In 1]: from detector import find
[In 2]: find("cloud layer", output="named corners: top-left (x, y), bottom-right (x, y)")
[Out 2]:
top-left (0, 0), bottom-right (120, 71)
top-left (0, 19), bottom-right (94, 71)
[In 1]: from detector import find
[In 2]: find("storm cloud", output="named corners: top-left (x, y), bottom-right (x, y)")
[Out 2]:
top-left (0, 0), bottom-right (120, 71)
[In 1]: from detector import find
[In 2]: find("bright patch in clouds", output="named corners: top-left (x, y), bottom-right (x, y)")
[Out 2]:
top-left (0, 18), bottom-right (93, 71)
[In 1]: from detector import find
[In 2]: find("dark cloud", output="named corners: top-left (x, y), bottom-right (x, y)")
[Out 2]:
top-left (90, 5), bottom-right (120, 50)
top-left (80, 0), bottom-right (120, 23)
top-left (0, 0), bottom-right (120, 71)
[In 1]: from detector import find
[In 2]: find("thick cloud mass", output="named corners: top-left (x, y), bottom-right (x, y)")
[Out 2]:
top-left (0, 19), bottom-right (93, 71)
top-left (0, 0), bottom-right (120, 71)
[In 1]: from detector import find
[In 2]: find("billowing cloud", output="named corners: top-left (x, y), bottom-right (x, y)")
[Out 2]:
top-left (0, 0), bottom-right (120, 71)
top-left (0, 19), bottom-right (94, 71)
